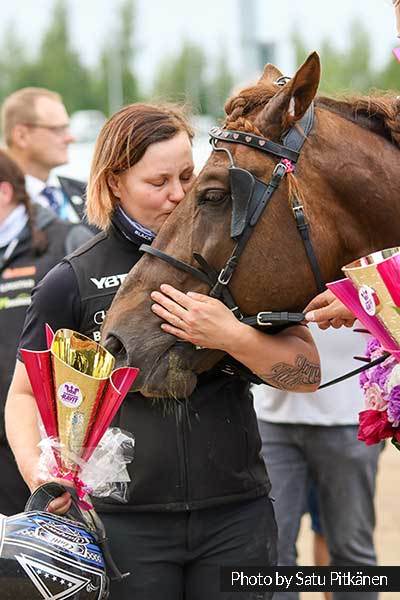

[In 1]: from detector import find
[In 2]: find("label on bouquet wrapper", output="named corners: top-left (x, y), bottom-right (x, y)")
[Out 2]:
top-left (358, 285), bottom-right (378, 316)
top-left (58, 382), bottom-right (83, 408)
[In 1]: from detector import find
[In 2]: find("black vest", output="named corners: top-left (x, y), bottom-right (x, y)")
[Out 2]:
top-left (0, 219), bottom-right (79, 443)
top-left (66, 224), bottom-right (270, 512)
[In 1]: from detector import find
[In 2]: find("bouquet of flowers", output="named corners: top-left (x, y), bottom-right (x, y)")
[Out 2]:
top-left (358, 337), bottom-right (400, 451)
top-left (22, 326), bottom-right (139, 508)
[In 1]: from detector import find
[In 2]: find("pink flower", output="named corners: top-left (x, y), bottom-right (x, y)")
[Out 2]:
top-left (364, 383), bottom-right (388, 411)
top-left (358, 410), bottom-right (395, 445)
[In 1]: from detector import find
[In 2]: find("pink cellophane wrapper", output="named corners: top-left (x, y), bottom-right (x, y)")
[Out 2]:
top-left (21, 325), bottom-right (139, 505)
top-left (38, 427), bottom-right (135, 503)
top-left (82, 367), bottom-right (138, 462)
top-left (327, 279), bottom-right (400, 361)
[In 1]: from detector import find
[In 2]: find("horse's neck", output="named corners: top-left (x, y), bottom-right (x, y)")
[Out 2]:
top-left (308, 110), bottom-right (400, 277)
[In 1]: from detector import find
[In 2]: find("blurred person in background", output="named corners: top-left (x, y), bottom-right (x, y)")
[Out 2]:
top-left (307, 481), bottom-right (332, 600)
top-left (254, 325), bottom-right (381, 600)
top-left (1, 87), bottom-right (88, 224)
top-left (0, 149), bottom-right (91, 515)
top-left (393, 0), bottom-right (400, 37)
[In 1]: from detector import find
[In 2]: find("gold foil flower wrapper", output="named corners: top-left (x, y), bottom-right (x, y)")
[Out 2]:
top-left (21, 326), bottom-right (139, 487)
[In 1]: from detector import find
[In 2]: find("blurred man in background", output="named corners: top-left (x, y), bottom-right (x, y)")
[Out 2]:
top-left (0, 149), bottom-right (92, 515)
top-left (1, 87), bottom-right (88, 224)
top-left (393, 0), bottom-right (400, 37)
top-left (254, 325), bottom-right (381, 600)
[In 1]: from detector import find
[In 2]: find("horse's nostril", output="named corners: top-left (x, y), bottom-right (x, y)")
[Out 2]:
top-left (104, 334), bottom-right (126, 358)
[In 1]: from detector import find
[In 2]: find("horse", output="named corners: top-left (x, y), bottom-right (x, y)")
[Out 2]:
top-left (101, 51), bottom-right (400, 398)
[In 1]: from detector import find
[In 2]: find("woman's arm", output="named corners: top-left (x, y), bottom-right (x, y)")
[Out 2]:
top-left (6, 361), bottom-right (72, 513)
top-left (5, 361), bottom-right (41, 490)
top-left (5, 261), bottom-right (80, 513)
top-left (150, 284), bottom-right (320, 392)
top-left (223, 321), bottom-right (320, 392)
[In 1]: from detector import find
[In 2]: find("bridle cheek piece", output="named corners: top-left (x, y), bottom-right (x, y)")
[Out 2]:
top-left (140, 101), bottom-right (324, 331)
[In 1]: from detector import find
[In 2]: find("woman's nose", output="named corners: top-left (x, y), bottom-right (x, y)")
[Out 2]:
top-left (168, 180), bottom-right (186, 203)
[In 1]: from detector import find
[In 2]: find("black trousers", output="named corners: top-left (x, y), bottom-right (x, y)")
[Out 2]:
top-left (101, 495), bottom-right (277, 600)
top-left (0, 445), bottom-right (30, 516)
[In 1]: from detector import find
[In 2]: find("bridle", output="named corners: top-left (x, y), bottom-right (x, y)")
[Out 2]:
top-left (139, 93), bottom-right (389, 388)
top-left (140, 94), bottom-right (324, 330)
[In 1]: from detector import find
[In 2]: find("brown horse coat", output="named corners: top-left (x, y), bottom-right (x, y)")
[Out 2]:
top-left (102, 52), bottom-right (400, 397)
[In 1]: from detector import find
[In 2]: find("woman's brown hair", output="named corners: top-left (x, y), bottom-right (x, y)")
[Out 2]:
top-left (87, 103), bottom-right (194, 230)
top-left (0, 150), bottom-right (47, 253)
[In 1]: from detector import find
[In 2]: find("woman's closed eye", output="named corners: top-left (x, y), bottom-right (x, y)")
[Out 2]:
top-left (150, 178), bottom-right (167, 187)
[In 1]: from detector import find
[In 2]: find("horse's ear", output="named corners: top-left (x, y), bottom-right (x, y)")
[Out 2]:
top-left (258, 63), bottom-right (283, 84)
top-left (255, 52), bottom-right (321, 139)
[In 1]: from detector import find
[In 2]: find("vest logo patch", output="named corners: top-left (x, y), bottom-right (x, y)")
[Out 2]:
top-left (0, 294), bottom-right (31, 310)
top-left (90, 274), bottom-right (127, 289)
top-left (3, 266), bottom-right (36, 279)
top-left (94, 310), bottom-right (106, 325)
top-left (0, 277), bottom-right (35, 293)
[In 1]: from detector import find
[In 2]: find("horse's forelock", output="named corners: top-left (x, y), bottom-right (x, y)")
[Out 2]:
top-left (224, 81), bottom-right (277, 132)
top-left (225, 77), bottom-right (400, 149)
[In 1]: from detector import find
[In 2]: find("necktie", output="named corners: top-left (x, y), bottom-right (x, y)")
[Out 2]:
top-left (41, 186), bottom-right (61, 216)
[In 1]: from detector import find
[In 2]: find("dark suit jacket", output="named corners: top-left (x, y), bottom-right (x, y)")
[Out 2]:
top-left (58, 176), bottom-right (99, 234)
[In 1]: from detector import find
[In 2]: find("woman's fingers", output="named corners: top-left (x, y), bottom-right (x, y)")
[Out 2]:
top-left (47, 491), bottom-right (72, 515)
top-left (152, 302), bottom-right (186, 329)
top-left (303, 289), bottom-right (334, 314)
top-left (156, 284), bottom-right (195, 310)
top-left (151, 293), bottom-right (188, 320)
top-left (305, 300), bottom-right (354, 326)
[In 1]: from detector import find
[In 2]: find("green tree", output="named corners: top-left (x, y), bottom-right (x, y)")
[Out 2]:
top-left (153, 40), bottom-right (208, 113)
top-left (0, 23), bottom-right (34, 102)
top-left (94, 0), bottom-right (139, 115)
top-left (207, 47), bottom-right (234, 119)
top-left (375, 54), bottom-right (400, 92)
top-left (32, 0), bottom-right (96, 112)
top-left (291, 20), bottom-right (375, 95)
top-left (119, 0), bottom-right (139, 103)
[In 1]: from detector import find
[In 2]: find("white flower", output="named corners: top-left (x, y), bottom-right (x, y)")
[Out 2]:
top-left (386, 363), bottom-right (400, 392)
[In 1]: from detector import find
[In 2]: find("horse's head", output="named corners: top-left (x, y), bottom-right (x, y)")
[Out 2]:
top-left (104, 53), bottom-right (400, 397)
top-left (102, 53), bottom-right (331, 397)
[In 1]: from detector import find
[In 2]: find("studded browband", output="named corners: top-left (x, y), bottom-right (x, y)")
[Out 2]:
top-left (209, 127), bottom-right (300, 163)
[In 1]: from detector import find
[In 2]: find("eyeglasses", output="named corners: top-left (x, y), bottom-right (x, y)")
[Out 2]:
top-left (23, 122), bottom-right (71, 136)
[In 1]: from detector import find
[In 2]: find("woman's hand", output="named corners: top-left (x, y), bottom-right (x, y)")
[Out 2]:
top-left (303, 289), bottom-right (355, 330)
top-left (150, 284), bottom-right (244, 351)
top-left (45, 487), bottom-right (73, 515)
top-left (24, 456), bottom-right (73, 515)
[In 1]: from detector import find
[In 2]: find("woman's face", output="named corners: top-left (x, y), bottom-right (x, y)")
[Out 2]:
top-left (111, 131), bottom-right (195, 232)
top-left (0, 181), bottom-right (16, 224)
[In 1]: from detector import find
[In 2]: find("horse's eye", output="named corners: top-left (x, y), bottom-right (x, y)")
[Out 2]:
top-left (198, 189), bottom-right (228, 205)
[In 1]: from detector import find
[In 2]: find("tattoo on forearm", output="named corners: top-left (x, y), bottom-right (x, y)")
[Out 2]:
top-left (258, 355), bottom-right (321, 390)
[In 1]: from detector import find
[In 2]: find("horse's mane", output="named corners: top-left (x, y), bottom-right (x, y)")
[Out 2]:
top-left (223, 82), bottom-right (400, 148)
top-left (317, 94), bottom-right (400, 147)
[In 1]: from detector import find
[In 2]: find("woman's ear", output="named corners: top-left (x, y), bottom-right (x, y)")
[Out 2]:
top-left (107, 173), bottom-right (121, 199)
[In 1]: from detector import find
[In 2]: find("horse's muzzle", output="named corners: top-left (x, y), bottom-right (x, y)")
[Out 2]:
top-left (103, 333), bottom-right (128, 366)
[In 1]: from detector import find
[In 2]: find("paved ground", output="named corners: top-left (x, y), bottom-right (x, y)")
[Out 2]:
top-left (297, 443), bottom-right (400, 600)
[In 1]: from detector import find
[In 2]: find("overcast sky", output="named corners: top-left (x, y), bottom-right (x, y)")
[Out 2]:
top-left (0, 0), bottom-right (397, 90)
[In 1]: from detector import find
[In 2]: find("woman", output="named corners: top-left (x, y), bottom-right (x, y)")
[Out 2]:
top-left (0, 149), bottom-right (91, 516)
top-left (6, 103), bottom-right (320, 599)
